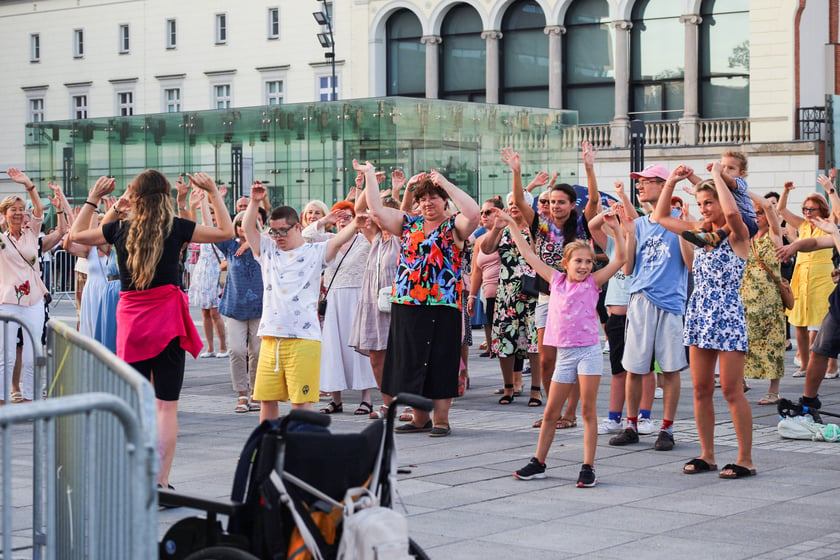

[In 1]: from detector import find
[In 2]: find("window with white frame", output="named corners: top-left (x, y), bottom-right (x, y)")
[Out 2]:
top-left (166, 19), bottom-right (177, 49)
top-left (30, 34), bottom-right (40, 62)
top-left (266, 80), bottom-right (283, 105)
top-left (215, 13), bottom-right (227, 44)
top-left (117, 91), bottom-right (134, 116)
top-left (318, 75), bottom-right (338, 101)
top-left (73, 29), bottom-right (84, 58)
top-left (214, 84), bottom-right (231, 109)
top-left (72, 95), bottom-right (88, 119)
top-left (164, 88), bottom-right (181, 112)
top-left (119, 24), bottom-right (130, 54)
top-left (268, 8), bottom-right (279, 39)
top-left (28, 98), bottom-right (45, 122)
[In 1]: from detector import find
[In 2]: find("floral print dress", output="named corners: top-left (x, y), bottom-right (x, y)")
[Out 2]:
top-left (491, 226), bottom-right (538, 358)
top-left (739, 236), bottom-right (785, 380)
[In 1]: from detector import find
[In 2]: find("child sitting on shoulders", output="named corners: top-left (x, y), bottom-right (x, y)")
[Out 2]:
top-left (682, 150), bottom-right (758, 247)
top-left (500, 206), bottom-right (632, 488)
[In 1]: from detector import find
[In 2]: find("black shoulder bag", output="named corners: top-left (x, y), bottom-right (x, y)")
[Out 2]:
top-left (318, 236), bottom-right (357, 318)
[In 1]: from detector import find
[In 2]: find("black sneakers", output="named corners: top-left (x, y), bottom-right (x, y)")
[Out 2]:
top-left (576, 464), bottom-right (597, 488)
top-left (654, 430), bottom-right (675, 451)
top-left (514, 457), bottom-right (546, 480)
top-left (609, 427), bottom-right (639, 446)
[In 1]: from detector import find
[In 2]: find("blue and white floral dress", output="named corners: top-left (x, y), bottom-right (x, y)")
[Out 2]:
top-left (684, 239), bottom-right (748, 352)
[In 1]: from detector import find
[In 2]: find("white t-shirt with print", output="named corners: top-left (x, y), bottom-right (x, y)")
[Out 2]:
top-left (257, 236), bottom-right (328, 341)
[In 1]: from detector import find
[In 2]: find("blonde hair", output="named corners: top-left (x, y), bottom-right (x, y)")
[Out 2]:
top-left (301, 200), bottom-right (329, 227)
top-left (721, 150), bottom-right (748, 174)
top-left (562, 240), bottom-right (595, 262)
top-left (0, 196), bottom-right (24, 215)
top-left (125, 169), bottom-right (174, 290)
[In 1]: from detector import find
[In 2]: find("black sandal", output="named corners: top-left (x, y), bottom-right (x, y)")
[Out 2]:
top-left (528, 385), bottom-right (542, 407)
top-left (320, 401), bottom-right (343, 414)
top-left (499, 384), bottom-right (515, 405)
top-left (354, 401), bottom-right (373, 416)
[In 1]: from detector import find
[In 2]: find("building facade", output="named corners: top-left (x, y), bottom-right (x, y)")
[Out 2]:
top-left (1, 0), bottom-right (838, 206)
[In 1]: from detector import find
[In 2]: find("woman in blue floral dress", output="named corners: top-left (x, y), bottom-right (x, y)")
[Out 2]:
top-left (654, 163), bottom-right (755, 480)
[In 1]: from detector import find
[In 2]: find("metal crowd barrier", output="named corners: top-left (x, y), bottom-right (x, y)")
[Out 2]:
top-left (0, 314), bottom-right (158, 560)
top-left (48, 249), bottom-right (77, 308)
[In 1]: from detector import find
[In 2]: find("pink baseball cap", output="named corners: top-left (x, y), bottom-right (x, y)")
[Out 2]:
top-left (630, 164), bottom-right (670, 181)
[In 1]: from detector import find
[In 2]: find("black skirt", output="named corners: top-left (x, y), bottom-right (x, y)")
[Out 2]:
top-left (382, 303), bottom-right (461, 400)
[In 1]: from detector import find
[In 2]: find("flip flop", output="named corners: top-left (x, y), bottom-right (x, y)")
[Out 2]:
top-left (683, 457), bottom-right (717, 474)
top-left (718, 463), bottom-right (756, 479)
top-left (394, 420), bottom-right (433, 434)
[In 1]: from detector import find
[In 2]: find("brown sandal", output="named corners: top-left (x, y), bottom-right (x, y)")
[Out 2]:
top-left (556, 417), bottom-right (577, 429)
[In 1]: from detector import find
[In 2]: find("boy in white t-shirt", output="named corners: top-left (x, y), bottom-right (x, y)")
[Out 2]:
top-left (243, 182), bottom-right (366, 421)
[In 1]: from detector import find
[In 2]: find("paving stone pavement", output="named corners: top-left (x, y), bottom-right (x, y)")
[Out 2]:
top-left (16, 303), bottom-right (840, 558)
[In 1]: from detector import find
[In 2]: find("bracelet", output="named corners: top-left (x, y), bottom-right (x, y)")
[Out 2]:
top-left (468, 295), bottom-right (477, 300)
top-left (25, 185), bottom-right (35, 191)
top-left (56, 210), bottom-right (64, 215)
top-left (84, 200), bottom-right (98, 209)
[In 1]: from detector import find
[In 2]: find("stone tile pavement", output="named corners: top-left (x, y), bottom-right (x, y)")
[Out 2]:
top-left (13, 302), bottom-right (840, 558)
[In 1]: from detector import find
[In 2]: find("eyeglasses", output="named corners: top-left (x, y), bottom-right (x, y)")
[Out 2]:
top-left (802, 207), bottom-right (820, 213)
top-left (267, 225), bottom-right (295, 237)
top-left (538, 199), bottom-right (549, 204)
top-left (637, 178), bottom-right (664, 185)
top-left (755, 211), bottom-right (765, 216)
top-left (480, 210), bottom-right (495, 217)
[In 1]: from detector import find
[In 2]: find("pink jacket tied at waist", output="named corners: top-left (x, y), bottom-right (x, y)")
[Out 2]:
top-left (116, 284), bottom-right (203, 363)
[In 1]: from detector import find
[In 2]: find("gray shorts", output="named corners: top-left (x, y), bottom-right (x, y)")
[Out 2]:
top-left (621, 293), bottom-right (688, 375)
top-left (535, 300), bottom-right (549, 330)
top-left (552, 344), bottom-right (603, 384)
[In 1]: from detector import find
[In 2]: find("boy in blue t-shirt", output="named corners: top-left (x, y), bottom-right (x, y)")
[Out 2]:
top-left (682, 150), bottom-right (758, 247)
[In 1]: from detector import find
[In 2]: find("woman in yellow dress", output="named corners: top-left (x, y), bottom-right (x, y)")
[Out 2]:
top-left (778, 184), bottom-right (835, 377)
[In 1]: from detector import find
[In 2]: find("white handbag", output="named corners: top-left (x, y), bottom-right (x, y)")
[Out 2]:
top-left (376, 242), bottom-right (392, 313)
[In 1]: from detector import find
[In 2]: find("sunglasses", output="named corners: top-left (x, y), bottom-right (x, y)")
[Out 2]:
top-left (480, 210), bottom-right (495, 217)
top-left (538, 199), bottom-right (549, 204)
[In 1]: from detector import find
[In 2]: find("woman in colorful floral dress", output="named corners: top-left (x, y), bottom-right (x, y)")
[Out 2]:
top-left (480, 191), bottom-right (540, 406)
top-left (360, 160), bottom-right (479, 437)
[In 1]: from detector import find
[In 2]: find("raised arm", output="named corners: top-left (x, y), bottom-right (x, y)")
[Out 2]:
top-left (491, 208), bottom-right (555, 283)
top-left (189, 172), bottom-right (234, 243)
top-left (581, 141), bottom-right (601, 221)
top-left (428, 169), bottom-right (479, 244)
top-left (777, 181), bottom-right (804, 229)
top-left (710, 161), bottom-right (749, 257)
top-left (585, 209), bottom-right (610, 251)
top-left (592, 212), bottom-right (626, 288)
top-left (7, 168), bottom-right (44, 218)
top-left (525, 171), bottom-right (550, 193)
top-left (817, 174), bottom-right (840, 224)
top-left (652, 165), bottom-right (696, 235)
top-left (326, 214), bottom-right (368, 263)
top-left (613, 181), bottom-right (639, 220)
top-left (69, 176), bottom-right (116, 246)
top-left (750, 192), bottom-right (783, 248)
top-left (501, 147), bottom-right (536, 226)
top-left (174, 177), bottom-right (192, 219)
top-left (355, 160), bottom-right (405, 236)
top-left (243, 183), bottom-right (266, 258)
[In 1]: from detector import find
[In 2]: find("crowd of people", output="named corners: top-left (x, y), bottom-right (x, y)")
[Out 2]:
top-left (2, 143), bottom-right (840, 490)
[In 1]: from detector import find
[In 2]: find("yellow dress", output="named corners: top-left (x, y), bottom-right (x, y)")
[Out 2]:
top-left (788, 222), bottom-right (834, 327)
top-left (740, 236), bottom-right (784, 380)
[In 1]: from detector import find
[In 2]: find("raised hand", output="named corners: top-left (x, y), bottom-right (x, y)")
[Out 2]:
top-left (188, 187), bottom-right (205, 209)
top-left (614, 181), bottom-right (625, 196)
top-left (354, 172), bottom-right (365, 190)
top-left (491, 207), bottom-right (514, 226)
top-left (582, 141), bottom-right (598, 167)
top-left (817, 174), bottom-right (835, 192)
top-left (681, 184), bottom-right (696, 196)
top-left (811, 216), bottom-right (839, 235)
top-left (500, 147), bottom-right (521, 173)
top-left (7, 168), bottom-right (34, 188)
top-left (187, 172), bottom-right (218, 194)
top-left (429, 168), bottom-right (452, 189)
top-left (352, 159), bottom-right (373, 173)
top-left (47, 181), bottom-right (63, 196)
top-left (89, 176), bottom-right (116, 201)
top-left (114, 191), bottom-right (131, 214)
top-left (528, 171), bottom-right (550, 189)
top-left (407, 172), bottom-right (427, 189)
top-left (669, 165), bottom-right (693, 182)
top-left (391, 169), bottom-right (406, 190)
top-left (249, 181), bottom-right (267, 202)
top-left (175, 177), bottom-right (191, 198)
top-left (218, 184), bottom-right (228, 198)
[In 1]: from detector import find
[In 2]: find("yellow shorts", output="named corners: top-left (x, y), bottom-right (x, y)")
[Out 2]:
top-left (253, 337), bottom-right (320, 404)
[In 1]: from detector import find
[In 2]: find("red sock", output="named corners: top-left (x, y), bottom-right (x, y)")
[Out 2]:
top-left (627, 416), bottom-right (638, 431)
top-left (661, 419), bottom-right (674, 431)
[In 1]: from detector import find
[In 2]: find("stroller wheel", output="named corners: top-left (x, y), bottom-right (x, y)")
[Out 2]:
top-left (184, 546), bottom-right (260, 560)
top-left (409, 538), bottom-right (431, 560)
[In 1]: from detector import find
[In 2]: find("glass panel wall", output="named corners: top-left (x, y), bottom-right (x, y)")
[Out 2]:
top-left (25, 98), bottom-right (577, 216)
top-left (440, 4), bottom-right (486, 102)
top-left (699, 0), bottom-right (749, 118)
top-left (501, 0), bottom-right (548, 108)
top-left (386, 9), bottom-right (425, 97)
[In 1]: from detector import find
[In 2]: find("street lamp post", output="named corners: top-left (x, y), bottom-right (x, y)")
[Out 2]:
top-left (313, 2), bottom-right (336, 101)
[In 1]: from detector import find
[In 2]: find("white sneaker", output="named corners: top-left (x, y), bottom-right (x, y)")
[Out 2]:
top-left (597, 418), bottom-right (622, 435)
top-left (654, 387), bottom-right (664, 399)
top-left (792, 369), bottom-right (806, 378)
top-left (637, 417), bottom-right (656, 435)
top-left (216, 351), bottom-right (230, 358)
top-left (198, 351), bottom-right (216, 358)
top-left (794, 356), bottom-right (802, 367)
top-left (603, 341), bottom-right (610, 354)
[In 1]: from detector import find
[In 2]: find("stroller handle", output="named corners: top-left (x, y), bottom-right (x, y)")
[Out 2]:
top-left (392, 393), bottom-right (433, 412)
top-left (284, 409), bottom-right (331, 428)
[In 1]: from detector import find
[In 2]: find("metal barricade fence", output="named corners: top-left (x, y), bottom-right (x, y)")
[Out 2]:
top-left (49, 250), bottom-right (77, 308)
top-left (0, 313), bottom-right (158, 560)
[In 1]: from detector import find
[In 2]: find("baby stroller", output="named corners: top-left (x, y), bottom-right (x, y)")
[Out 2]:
top-left (158, 393), bottom-right (432, 560)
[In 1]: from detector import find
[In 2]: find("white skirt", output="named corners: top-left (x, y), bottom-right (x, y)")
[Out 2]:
top-left (320, 287), bottom-right (377, 392)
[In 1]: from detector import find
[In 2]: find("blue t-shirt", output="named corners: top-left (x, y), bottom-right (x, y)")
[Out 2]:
top-left (628, 216), bottom-right (688, 315)
top-left (733, 177), bottom-right (756, 220)
top-left (215, 239), bottom-right (263, 320)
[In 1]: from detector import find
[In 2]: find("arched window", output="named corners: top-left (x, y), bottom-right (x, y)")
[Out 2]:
top-left (386, 9), bottom-right (425, 97)
top-left (500, 0), bottom-right (548, 107)
top-left (563, 0), bottom-right (614, 123)
top-left (630, 0), bottom-right (683, 121)
top-left (440, 4), bottom-right (486, 102)
top-left (699, 0), bottom-right (749, 118)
